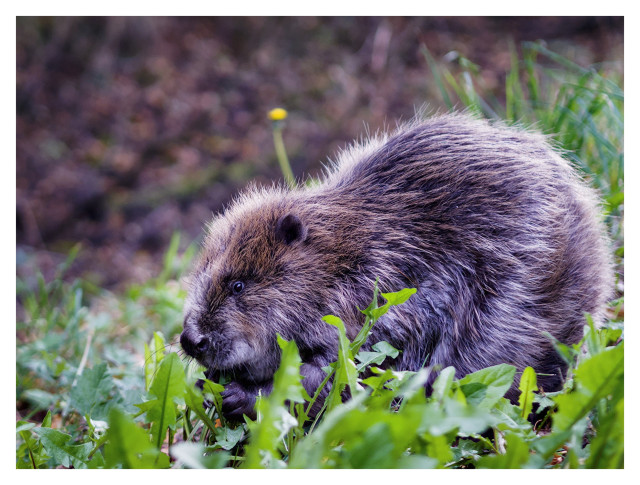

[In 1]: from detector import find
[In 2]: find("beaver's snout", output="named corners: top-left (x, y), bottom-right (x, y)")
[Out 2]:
top-left (180, 329), bottom-right (210, 360)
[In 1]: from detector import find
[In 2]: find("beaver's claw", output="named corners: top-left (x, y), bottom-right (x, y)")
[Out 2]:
top-left (221, 381), bottom-right (258, 421)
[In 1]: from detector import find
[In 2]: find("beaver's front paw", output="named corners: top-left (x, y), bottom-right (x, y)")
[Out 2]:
top-left (221, 381), bottom-right (258, 421)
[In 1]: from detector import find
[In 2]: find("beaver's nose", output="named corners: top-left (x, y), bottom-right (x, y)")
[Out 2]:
top-left (180, 331), bottom-right (209, 358)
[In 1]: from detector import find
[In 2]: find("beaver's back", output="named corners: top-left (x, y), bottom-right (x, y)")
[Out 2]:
top-left (306, 114), bottom-right (613, 393)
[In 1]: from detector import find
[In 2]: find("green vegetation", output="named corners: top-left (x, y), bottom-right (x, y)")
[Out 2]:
top-left (422, 41), bottom-right (623, 243)
top-left (16, 43), bottom-right (623, 468)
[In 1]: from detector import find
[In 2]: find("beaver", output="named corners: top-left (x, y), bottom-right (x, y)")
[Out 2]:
top-left (180, 113), bottom-right (613, 420)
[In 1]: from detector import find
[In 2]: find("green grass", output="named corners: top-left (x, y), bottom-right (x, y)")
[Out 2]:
top-left (421, 41), bottom-right (623, 246)
top-left (16, 43), bottom-right (623, 469)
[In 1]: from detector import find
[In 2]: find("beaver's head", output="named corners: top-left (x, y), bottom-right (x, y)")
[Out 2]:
top-left (180, 194), bottom-right (325, 383)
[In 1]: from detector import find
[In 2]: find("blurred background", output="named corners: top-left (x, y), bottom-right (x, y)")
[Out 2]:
top-left (16, 17), bottom-right (624, 291)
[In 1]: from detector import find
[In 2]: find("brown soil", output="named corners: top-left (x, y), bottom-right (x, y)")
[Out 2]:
top-left (16, 17), bottom-right (623, 290)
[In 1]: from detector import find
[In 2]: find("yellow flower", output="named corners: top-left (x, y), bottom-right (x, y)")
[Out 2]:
top-left (268, 108), bottom-right (288, 121)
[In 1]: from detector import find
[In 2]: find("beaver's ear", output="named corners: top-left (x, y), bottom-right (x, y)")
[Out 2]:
top-left (275, 214), bottom-right (308, 245)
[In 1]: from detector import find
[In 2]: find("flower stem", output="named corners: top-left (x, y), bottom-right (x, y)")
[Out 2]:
top-left (272, 127), bottom-right (295, 188)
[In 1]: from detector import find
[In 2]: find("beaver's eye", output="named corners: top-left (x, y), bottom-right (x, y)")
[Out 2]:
top-left (232, 281), bottom-right (245, 294)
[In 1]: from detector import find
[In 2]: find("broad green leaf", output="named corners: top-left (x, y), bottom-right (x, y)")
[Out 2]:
top-left (69, 363), bottom-right (115, 420)
top-left (585, 398), bottom-right (624, 468)
top-left (183, 385), bottom-right (219, 434)
top-left (270, 334), bottom-right (308, 405)
top-left (289, 392), bottom-right (368, 468)
top-left (368, 288), bottom-right (417, 321)
top-left (458, 364), bottom-right (516, 410)
top-left (432, 366), bottom-right (456, 402)
top-left (145, 331), bottom-right (167, 391)
top-left (553, 343), bottom-right (623, 431)
top-left (599, 327), bottom-right (623, 347)
top-left (16, 421), bottom-right (36, 434)
top-left (170, 442), bottom-right (229, 469)
top-left (137, 352), bottom-right (186, 449)
top-left (423, 399), bottom-right (495, 436)
top-left (22, 389), bottom-right (57, 410)
top-left (104, 407), bottom-right (170, 469)
top-left (41, 410), bottom-right (52, 428)
top-left (199, 378), bottom-right (225, 426)
top-left (300, 404), bottom-right (419, 468)
top-left (86, 451), bottom-right (106, 469)
top-left (212, 425), bottom-right (245, 451)
top-left (323, 315), bottom-right (361, 411)
top-left (342, 421), bottom-right (397, 468)
top-left (16, 420), bottom-right (48, 469)
top-left (450, 438), bottom-right (489, 465)
top-left (355, 350), bottom-right (388, 370)
top-left (394, 367), bottom-right (430, 405)
top-left (425, 433), bottom-right (453, 466)
top-left (533, 391), bottom-right (556, 414)
top-left (361, 367), bottom-right (400, 395)
top-left (352, 285), bottom-right (415, 355)
top-left (243, 335), bottom-right (305, 468)
top-left (517, 366), bottom-right (538, 419)
top-left (355, 341), bottom-right (399, 371)
top-left (33, 427), bottom-right (92, 469)
top-left (351, 282), bottom-right (382, 353)
top-left (380, 288), bottom-right (417, 306)
top-left (458, 382), bottom-right (486, 407)
top-left (491, 399), bottom-right (535, 436)
top-left (372, 340), bottom-right (400, 357)
top-left (375, 368), bottom-right (418, 393)
top-left (551, 390), bottom-right (594, 433)
top-left (574, 341), bottom-right (623, 397)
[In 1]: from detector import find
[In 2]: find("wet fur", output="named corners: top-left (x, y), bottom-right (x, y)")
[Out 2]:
top-left (181, 113), bottom-right (613, 420)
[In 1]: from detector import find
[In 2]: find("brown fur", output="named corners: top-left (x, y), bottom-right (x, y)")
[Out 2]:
top-left (181, 113), bottom-right (613, 420)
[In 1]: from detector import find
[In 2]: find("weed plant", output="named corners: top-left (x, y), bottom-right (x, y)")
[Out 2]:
top-left (16, 42), bottom-right (623, 468)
